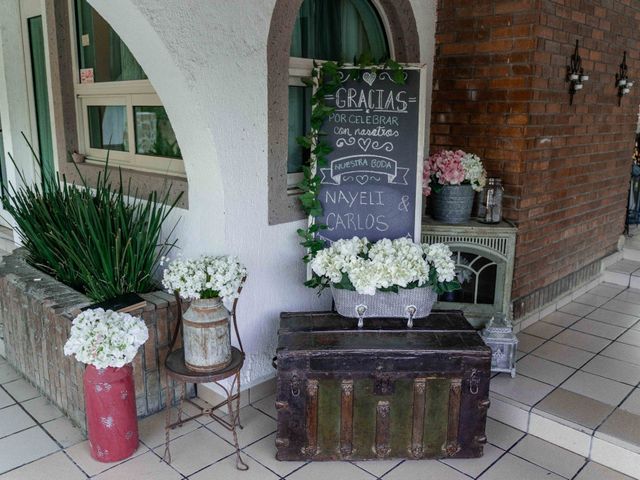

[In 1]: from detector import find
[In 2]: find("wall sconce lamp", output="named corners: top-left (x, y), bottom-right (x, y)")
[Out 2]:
top-left (566, 40), bottom-right (589, 105)
top-left (616, 51), bottom-right (633, 106)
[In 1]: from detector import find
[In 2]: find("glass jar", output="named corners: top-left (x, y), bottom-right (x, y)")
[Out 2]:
top-left (479, 178), bottom-right (504, 224)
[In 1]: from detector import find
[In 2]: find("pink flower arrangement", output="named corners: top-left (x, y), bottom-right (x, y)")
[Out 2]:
top-left (423, 149), bottom-right (486, 196)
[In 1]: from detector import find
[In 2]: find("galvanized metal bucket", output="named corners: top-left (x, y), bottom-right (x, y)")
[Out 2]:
top-left (182, 298), bottom-right (232, 372)
top-left (430, 184), bottom-right (475, 223)
top-left (331, 286), bottom-right (437, 328)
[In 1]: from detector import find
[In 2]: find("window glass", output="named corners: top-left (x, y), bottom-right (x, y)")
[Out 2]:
top-left (288, 0), bottom-right (389, 176)
top-left (134, 106), bottom-right (182, 159)
top-left (87, 105), bottom-right (128, 151)
top-left (75, 0), bottom-right (146, 82)
top-left (290, 0), bottom-right (389, 62)
top-left (288, 86), bottom-right (311, 174)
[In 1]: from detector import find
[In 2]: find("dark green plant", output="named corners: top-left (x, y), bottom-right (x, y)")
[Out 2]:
top-left (2, 134), bottom-right (182, 301)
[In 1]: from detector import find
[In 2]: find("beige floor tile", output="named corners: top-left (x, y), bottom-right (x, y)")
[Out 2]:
top-left (490, 374), bottom-right (554, 406)
top-left (569, 318), bottom-right (626, 340)
top-left (478, 452), bottom-right (564, 480)
top-left (559, 302), bottom-right (596, 317)
top-left (485, 418), bottom-right (525, 450)
top-left (601, 342), bottom-right (640, 366)
top-left (553, 330), bottom-right (611, 353)
top-left (596, 409), bottom-right (640, 450)
top-left (516, 355), bottom-right (575, 386)
top-left (288, 461), bottom-right (374, 480)
top-left (0, 451), bottom-right (85, 480)
top-left (586, 309), bottom-right (639, 328)
top-left (441, 443), bottom-right (505, 477)
top-left (0, 364), bottom-right (20, 385)
top-left (510, 435), bottom-right (586, 478)
top-left (533, 388), bottom-right (614, 430)
top-left (0, 404), bottom-right (36, 437)
top-left (617, 329), bottom-right (640, 347)
top-left (531, 341), bottom-right (595, 368)
top-left (608, 260), bottom-right (640, 274)
top-left (92, 451), bottom-right (180, 480)
top-left (139, 405), bottom-right (201, 449)
top-left (243, 434), bottom-right (306, 477)
top-left (352, 459), bottom-right (402, 477)
top-left (382, 460), bottom-right (469, 480)
top-left (588, 284), bottom-right (626, 298)
top-left (0, 389), bottom-right (14, 409)
top-left (42, 417), bottom-right (85, 448)
top-left (620, 388), bottom-right (640, 415)
top-left (65, 440), bottom-right (148, 477)
top-left (561, 371), bottom-right (633, 406)
top-left (151, 427), bottom-right (233, 477)
top-left (574, 293), bottom-right (611, 307)
top-left (189, 452), bottom-right (280, 480)
top-left (602, 299), bottom-right (640, 317)
top-left (0, 427), bottom-right (60, 474)
top-left (614, 290), bottom-right (640, 305)
top-left (581, 355), bottom-right (640, 386)
top-left (250, 393), bottom-right (276, 419)
top-left (22, 396), bottom-right (63, 423)
top-left (575, 461), bottom-right (636, 480)
top-left (206, 404), bottom-right (276, 448)
top-left (516, 333), bottom-right (546, 353)
top-left (1, 379), bottom-right (40, 402)
top-left (540, 311), bottom-right (580, 328)
top-left (523, 322), bottom-right (564, 340)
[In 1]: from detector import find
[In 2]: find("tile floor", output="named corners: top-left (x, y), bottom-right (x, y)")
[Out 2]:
top-left (1, 277), bottom-right (639, 479)
top-left (0, 356), bottom-right (634, 479)
top-left (490, 282), bottom-right (640, 478)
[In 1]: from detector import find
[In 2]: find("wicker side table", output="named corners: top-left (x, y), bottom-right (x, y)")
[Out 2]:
top-left (163, 288), bottom-right (248, 471)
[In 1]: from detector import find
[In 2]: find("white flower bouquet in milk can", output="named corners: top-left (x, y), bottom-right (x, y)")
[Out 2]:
top-left (162, 255), bottom-right (247, 372)
top-left (309, 237), bottom-right (460, 326)
top-left (64, 308), bottom-right (148, 462)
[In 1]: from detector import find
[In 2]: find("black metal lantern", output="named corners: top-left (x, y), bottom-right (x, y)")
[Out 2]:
top-left (616, 51), bottom-right (634, 106)
top-left (566, 40), bottom-right (589, 105)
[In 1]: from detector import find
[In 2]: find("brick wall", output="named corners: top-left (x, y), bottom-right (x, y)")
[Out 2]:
top-left (0, 250), bottom-right (188, 432)
top-left (431, 0), bottom-right (640, 318)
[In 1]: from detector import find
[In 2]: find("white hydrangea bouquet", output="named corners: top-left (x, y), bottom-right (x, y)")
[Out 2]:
top-left (161, 255), bottom-right (247, 301)
top-left (310, 237), bottom-right (459, 295)
top-left (309, 237), bottom-right (459, 320)
top-left (64, 308), bottom-right (149, 369)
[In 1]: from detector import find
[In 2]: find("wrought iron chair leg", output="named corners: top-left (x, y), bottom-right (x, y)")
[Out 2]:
top-left (162, 373), bottom-right (172, 464)
top-left (177, 382), bottom-right (186, 426)
top-left (236, 374), bottom-right (243, 429)
top-left (228, 373), bottom-right (248, 470)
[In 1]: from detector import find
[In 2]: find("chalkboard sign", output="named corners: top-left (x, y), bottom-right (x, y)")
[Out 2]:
top-left (315, 66), bottom-right (426, 243)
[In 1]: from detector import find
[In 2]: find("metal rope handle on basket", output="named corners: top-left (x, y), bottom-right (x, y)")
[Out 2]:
top-left (405, 305), bottom-right (417, 329)
top-left (355, 304), bottom-right (367, 329)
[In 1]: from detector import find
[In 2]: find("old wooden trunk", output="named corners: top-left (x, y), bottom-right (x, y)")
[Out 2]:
top-left (275, 310), bottom-right (491, 461)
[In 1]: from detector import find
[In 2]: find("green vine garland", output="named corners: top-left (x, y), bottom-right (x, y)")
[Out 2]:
top-left (296, 57), bottom-right (406, 290)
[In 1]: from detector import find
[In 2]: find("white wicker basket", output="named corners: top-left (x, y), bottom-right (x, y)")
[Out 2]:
top-left (331, 286), bottom-right (438, 328)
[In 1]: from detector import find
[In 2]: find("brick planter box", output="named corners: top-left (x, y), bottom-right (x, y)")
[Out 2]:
top-left (0, 249), bottom-right (189, 432)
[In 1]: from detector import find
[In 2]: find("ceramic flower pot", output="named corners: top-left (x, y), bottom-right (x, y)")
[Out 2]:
top-left (430, 184), bottom-right (475, 224)
top-left (84, 364), bottom-right (138, 462)
top-left (183, 298), bottom-right (232, 372)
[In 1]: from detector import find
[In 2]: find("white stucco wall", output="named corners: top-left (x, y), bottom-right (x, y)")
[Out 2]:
top-left (7, 0), bottom-right (437, 391)
top-left (0, 1), bottom-right (37, 228)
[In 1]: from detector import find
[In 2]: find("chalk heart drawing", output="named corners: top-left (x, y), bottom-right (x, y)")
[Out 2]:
top-left (356, 175), bottom-right (369, 185)
top-left (358, 138), bottom-right (372, 152)
top-left (362, 71), bottom-right (377, 86)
